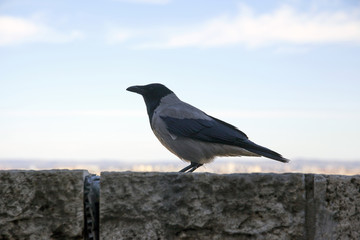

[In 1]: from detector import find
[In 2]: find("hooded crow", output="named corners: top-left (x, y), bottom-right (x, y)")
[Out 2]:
top-left (127, 83), bottom-right (289, 173)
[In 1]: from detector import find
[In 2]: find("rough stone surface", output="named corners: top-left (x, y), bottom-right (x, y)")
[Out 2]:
top-left (312, 174), bottom-right (360, 240)
top-left (0, 170), bottom-right (88, 240)
top-left (100, 172), bottom-right (306, 240)
top-left (1, 170), bottom-right (358, 240)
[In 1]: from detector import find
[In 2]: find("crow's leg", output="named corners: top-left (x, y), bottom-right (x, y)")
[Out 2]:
top-left (188, 163), bottom-right (203, 172)
top-left (179, 162), bottom-right (203, 173)
top-left (179, 162), bottom-right (196, 172)
top-left (179, 162), bottom-right (202, 173)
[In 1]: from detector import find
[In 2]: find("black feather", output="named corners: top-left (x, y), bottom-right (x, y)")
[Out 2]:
top-left (160, 115), bottom-right (289, 163)
top-left (160, 116), bottom-right (248, 145)
top-left (236, 139), bottom-right (289, 163)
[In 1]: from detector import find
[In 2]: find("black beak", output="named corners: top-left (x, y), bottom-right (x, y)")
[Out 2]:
top-left (126, 85), bottom-right (145, 95)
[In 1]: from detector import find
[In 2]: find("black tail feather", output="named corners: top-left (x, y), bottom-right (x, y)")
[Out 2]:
top-left (238, 140), bottom-right (290, 163)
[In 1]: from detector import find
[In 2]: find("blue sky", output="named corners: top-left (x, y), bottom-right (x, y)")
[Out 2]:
top-left (1, 0), bottom-right (360, 163)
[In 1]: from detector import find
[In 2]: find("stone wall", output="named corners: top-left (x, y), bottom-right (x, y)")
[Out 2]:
top-left (100, 172), bottom-right (360, 240)
top-left (0, 170), bottom-right (88, 240)
top-left (0, 170), bottom-right (359, 240)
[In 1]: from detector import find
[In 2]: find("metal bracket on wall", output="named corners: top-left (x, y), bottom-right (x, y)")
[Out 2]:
top-left (84, 174), bottom-right (100, 240)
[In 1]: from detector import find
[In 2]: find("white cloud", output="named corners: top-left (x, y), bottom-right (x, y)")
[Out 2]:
top-left (0, 16), bottom-right (83, 46)
top-left (106, 28), bottom-right (133, 44)
top-left (134, 5), bottom-right (360, 49)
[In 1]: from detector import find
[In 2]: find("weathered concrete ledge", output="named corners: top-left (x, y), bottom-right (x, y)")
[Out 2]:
top-left (100, 172), bottom-right (360, 240)
top-left (0, 170), bottom-right (88, 240)
top-left (0, 171), bottom-right (359, 240)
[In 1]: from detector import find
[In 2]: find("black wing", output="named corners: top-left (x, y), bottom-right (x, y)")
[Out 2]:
top-left (160, 115), bottom-right (248, 145)
top-left (160, 115), bottom-right (289, 163)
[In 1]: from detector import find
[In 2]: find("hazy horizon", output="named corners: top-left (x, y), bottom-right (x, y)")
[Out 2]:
top-left (1, 158), bottom-right (359, 176)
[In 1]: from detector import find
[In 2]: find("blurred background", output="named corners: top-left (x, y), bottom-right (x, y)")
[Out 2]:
top-left (1, 0), bottom-right (360, 174)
